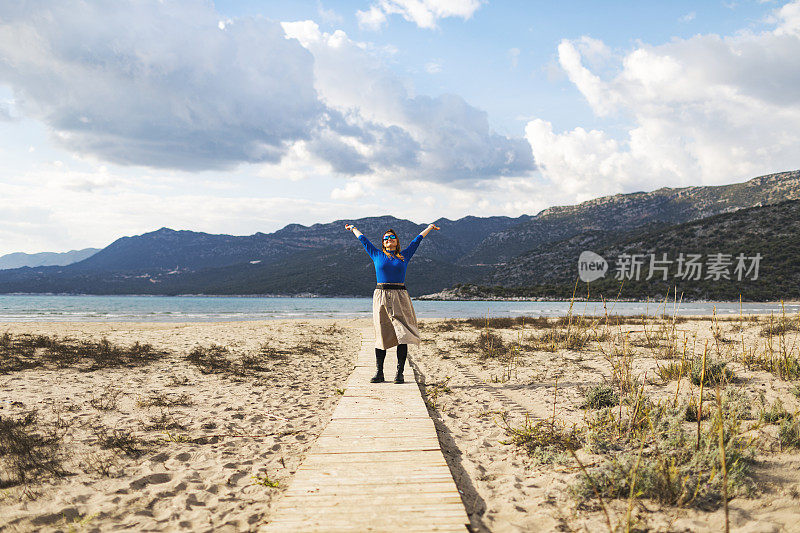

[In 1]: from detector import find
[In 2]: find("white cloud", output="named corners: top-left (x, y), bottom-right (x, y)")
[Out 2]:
top-left (508, 48), bottom-right (520, 69)
top-left (356, 5), bottom-right (388, 30)
top-left (0, 100), bottom-right (16, 121)
top-left (282, 21), bottom-right (534, 184)
top-left (0, 161), bottom-right (383, 255)
top-left (256, 141), bottom-right (334, 182)
top-left (317, 2), bottom-right (344, 26)
top-left (425, 61), bottom-right (443, 74)
top-left (0, 1), bottom-right (326, 171)
top-left (357, 0), bottom-right (484, 30)
top-left (526, 0), bottom-right (800, 200)
top-left (776, 0), bottom-right (800, 34)
top-left (331, 181), bottom-right (366, 199)
top-left (0, 2), bottom-right (531, 186)
top-left (680, 11), bottom-right (696, 22)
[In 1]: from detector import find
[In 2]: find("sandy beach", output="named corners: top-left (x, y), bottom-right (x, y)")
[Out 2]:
top-left (2, 314), bottom-right (800, 532)
top-left (412, 314), bottom-right (800, 532)
top-left (0, 319), bottom-right (364, 532)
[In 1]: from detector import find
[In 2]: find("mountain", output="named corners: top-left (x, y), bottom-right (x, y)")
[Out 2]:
top-left (0, 248), bottom-right (100, 270)
top-left (442, 199), bottom-right (800, 301)
top-left (459, 170), bottom-right (800, 265)
top-left (0, 215), bottom-right (522, 296)
top-left (60, 215), bottom-right (531, 274)
top-left (0, 170), bottom-right (798, 299)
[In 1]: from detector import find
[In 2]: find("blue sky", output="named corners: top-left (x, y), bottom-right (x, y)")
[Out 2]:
top-left (0, 1), bottom-right (798, 255)
top-left (217, 0), bottom-right (777, 135)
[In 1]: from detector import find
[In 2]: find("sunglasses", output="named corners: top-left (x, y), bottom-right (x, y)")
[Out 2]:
top-left (383, 235), bottom-right (397, 240)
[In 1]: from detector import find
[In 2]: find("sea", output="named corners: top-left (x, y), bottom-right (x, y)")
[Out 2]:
top-left (0, 294), bottom-right (798, 322)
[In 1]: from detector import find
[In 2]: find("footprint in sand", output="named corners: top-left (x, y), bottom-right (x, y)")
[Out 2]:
top-left (130, 472), bottom-right (172, 489)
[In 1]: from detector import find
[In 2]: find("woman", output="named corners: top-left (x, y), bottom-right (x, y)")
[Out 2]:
top-left (345, 223), bottom-right (440, 383)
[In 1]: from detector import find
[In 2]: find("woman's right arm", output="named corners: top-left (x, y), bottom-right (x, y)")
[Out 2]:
top-left (345, 224), bottom-right (363, 238)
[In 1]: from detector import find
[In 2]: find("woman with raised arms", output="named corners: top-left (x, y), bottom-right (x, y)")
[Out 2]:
top-left (344, 223), bottom-right (440, 383)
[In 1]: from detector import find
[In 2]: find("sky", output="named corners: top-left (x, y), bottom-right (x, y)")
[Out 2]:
top-left (1, 0), bottom-right (799, 255)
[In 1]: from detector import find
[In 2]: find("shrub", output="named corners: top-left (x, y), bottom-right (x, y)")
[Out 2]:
top-left (574, 402), bottom-right (753, 508)
top-left (779, 417), bottom-right (800, 449)
top-left (0, 411), bottom-right (64, 487)
top-left (582, 385), bottom-right (619, 409)
top-left (759, 318), bottom-right (800, 337)
top-left (691, 359), bottom-right (734, 386)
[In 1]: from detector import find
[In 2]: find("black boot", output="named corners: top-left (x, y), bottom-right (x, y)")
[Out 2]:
top-left (370, 348), bottom-right (386, 383)
top-left (394, 344), bottom-right (407, 383)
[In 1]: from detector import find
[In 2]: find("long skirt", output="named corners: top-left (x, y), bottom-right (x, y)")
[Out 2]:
top-left (372, 288), bottom-right (421, 350)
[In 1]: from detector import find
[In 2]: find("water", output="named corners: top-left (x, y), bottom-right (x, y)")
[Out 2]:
top-left (0, 294), bottom-right (797, 322)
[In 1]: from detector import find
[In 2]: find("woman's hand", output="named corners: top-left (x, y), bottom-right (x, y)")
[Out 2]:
top-left (346, 224), bottom-right (363, 238)
top-left (420, 223), bottom-right (440, 237)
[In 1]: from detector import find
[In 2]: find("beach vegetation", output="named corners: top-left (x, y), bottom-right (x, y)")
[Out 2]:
top-left (759, 398), bottom-right (792, 424)
top-left (251, 472), bottom-right (279, 488)
top-left (423, 377), bottom-right (452, 410)
top-left (0, 333), bottom-right (167, 373)
top-left (162, 431), bottom-right (191, 443)
top-left (498, 413), bottom-right (581, 464)
top-left (779, 416), bottom-right (800, 449)
top-left (656, 361), bottom-right (685, 383)
top-left (80, 453), bottom-right (119, 478)
top-left (582, 384), bottom-right (619, 409)
top-left (759, 317), bottom-right (800, 337)
top-left (462, 316), bottom-right (545, 329)
top-left (92, 426), bottom-right (149, 458)
top-left (574, 395), bottom-right (754, 509)
top-left (89, 384), bottom-right (123, 411)
top-left (0, 411), bottom-right (65, 488)
top-left (140, 410), bottom-right (187, 432)
top-left (460, 330), bottom-right (509, 360)
top-left (690, 358), bottom-right (734, 386)
top-left (136, 392), bottom-right (193, 408)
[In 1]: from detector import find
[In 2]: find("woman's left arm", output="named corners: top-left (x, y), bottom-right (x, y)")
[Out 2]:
top-left (420, 223), bottom-right (440, 238)
top-left (402, 224), bottom-right (440, 259)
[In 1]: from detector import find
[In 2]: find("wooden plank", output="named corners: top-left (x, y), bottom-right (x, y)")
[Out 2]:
top-left (260, 327), bottom-right (469, 532)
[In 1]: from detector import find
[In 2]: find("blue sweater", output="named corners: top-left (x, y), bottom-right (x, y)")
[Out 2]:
top-left (358, 234), bottom-right (424, 284)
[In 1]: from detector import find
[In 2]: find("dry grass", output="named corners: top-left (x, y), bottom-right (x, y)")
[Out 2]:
top-left (759, 317), bottom-right (800, 337)
top-left (0, 411), bottom-right (65, 489)
top-left (498, 413), bottom-right (581, 464)
top-left (0, 333), bottom-right (168, 373)
top-left (582, 384), bottom-right (619, 409)
top-left (420, 304), bottom-right (791, 529)
top-left (91, 426), bottom-right (150, 459)
top-left (575, 394), bottom-right (754, 510)
top-left (136, 392), bottom-right (193, 408)
top-left (460, 330), bottom-right (510, 360)
top-left (89, 384), bottom-right (123, 411)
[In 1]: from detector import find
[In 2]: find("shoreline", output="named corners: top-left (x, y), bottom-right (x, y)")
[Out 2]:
top-left (2, 293), bottom-right (799, 305)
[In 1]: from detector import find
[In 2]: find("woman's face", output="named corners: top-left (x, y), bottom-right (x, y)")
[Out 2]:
top-left (382, 233), bottom-right (397, 251)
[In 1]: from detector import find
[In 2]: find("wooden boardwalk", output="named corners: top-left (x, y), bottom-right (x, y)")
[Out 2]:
top-left (262, 327), bottom-right (470, 532)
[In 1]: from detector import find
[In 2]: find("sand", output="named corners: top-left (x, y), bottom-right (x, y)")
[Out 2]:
top-left (0, 319), bottom-right (364, 532)
top-left (411, 315), bottom-right (800, 532)
top-left (2, 315), bottom-right (800, 532)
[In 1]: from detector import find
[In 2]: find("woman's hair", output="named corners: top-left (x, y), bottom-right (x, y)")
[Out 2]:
top-left (382, 229), bottom-right (405, 261)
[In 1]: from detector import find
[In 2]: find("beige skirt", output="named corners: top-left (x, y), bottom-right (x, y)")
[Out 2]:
top-left (372, 288), bottom-right (421, 350)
